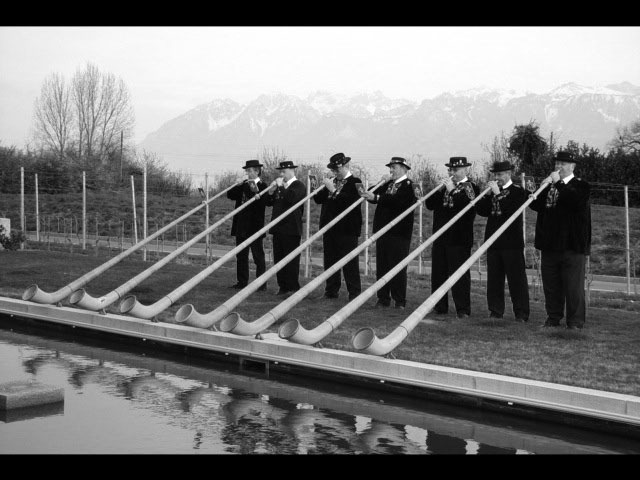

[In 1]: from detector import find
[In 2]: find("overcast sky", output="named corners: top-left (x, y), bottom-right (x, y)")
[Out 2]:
top-left (1, 26), bottom-right (639, 149)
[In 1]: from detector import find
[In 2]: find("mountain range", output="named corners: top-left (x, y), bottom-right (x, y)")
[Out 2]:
top-left (139, 82), bottom-right (640, 177)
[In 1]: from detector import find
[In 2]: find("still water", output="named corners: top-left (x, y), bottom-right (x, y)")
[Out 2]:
top-left (1, 319), bottom-right (639, 454)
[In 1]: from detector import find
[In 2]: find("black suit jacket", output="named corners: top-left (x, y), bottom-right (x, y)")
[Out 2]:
top-left (227, 180), bottom-right (268, 238)
top-left (476, 182), bottom-right (526, 250)
top-left (265, 179), bottom-right (307, 237)
top-left (425, 180), bottom-right (480, 248)
top-left (313, 175), bottom-right (363, 237)
top-left (529, 176), bottom-right (591, 255)
top-left (369, 178), bottom-right (416, 239)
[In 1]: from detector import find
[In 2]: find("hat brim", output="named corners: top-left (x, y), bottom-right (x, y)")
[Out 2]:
top-left (242, 164), bottom-right (263, 169)
top-left (444, 163), bottom-right (471, 168)
top-left (327, 158), bottom-right (350, 169)
top-left (385, 162), bottom-right (411, 170)
top-left (490, 167), bottom-right (512, 173)
top-left (275, 165), bottom-right (298, 170)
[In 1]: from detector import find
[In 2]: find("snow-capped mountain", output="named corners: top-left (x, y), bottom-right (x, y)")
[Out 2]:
top-left (139, 83), bottom-right (640, 176)
top-left (306, 90), bottom-right (417, 118)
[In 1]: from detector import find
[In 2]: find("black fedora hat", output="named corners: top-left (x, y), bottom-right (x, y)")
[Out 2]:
top-left (327, 152), bottom-right (351, 169)
top-left (275, 160), bottom-right (299, 170)
top-left (489, 161), bottom-right (514, 173)
top-left (553, 151), bottom-right (577, 163)
top-left (385, 156), bottom-right (411, 170)
top-left (242, 159), bottom-right (263, 169)
top-left (445, 157), bottom-right (472, 168)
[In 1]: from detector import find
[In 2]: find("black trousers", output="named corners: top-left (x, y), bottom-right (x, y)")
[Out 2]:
top-left (376, 234), bottom-right (411, 306)
top-left (486, 248), bottom-right (530, 320)
top-left (541, 250), bottom-right (586, 327)
top-left (431, 243), bottom-right (471, 315)
top-left (272, 234), bottom-right (302, 292)
top-left (234, 234), bottom-right (266, 286)
top-left (323, 233), bottom-right (361, 297)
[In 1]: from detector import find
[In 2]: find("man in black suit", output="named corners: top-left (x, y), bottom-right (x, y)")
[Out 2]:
top-left (314, 152), bottom-right (363, 300)
top-left (264, 160), bottom-right (307, 295)
top-left (476, 161), bottom-right (530, 322)
top-left (425, 157), bottom-right (480, 318)
top-left (226, 159), bottom-right (269, 290)
top-left (529, 151), bottom-right (591, 330)
top-left (361, 157), bottom-right (416, 309)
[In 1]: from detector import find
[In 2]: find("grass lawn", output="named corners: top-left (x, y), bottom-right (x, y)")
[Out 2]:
top-left (1, 248), bottom-right (639, 397)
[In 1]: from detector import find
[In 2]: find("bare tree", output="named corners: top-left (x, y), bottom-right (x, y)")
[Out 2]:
top-left (71, 62), bottom-right (134, 166)
top-left (71, 63), bottom-right (96, 160)
top-left (481, 130), bottom-right (519, 178)
top-left (409, 154), bottom-right (441, 189)
top-left (32, 73), bottom-right (73, 160)
top-left (610, 119), bottom-right (640, 154)
top-left (96, 73), bottom-right (134, 160)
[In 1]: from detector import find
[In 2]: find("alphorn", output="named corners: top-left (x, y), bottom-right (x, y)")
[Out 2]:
top-left (69, 189), bottom-right (263, 311)
top-left (352, 174), bottom-right (556, 356)
top-left (183, 180), bottom-right (387, 331)
top-left (277, 180), bottom-right (446, 344)
top-left (121, 184), bottom-right (326, 320)
top-left (286, 184), bottom-right (492, 346)
top-left (21, 181), bottom-right (242, 305)
top-left (221, 181), bottom-right (444, 338)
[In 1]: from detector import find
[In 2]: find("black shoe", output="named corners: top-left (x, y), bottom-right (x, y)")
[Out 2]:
top-left (276, 289), bottom-right (290, 296)
top-left (323, 293), bottom-right (339, 299)
top-left (542, 319), bottom-right (560, 328)
top-left (348, 293), bottom-right (360, 301)
top-left (375, 300), bottom-right (390, 308)
top-left (230, 283), bottom-right (247, 289)
top-left (489, 312), bottom-right (503, 319)
top-left (457, 313), bottom-right (470, 319)
top-left (434, 310), bottom-right (448, 315)
top-left (395, 302), bottom-right (405, 310)
top-left (515, 317), bottom-right (528, 323)
top-left (566, 325), bottom-right (583, 330)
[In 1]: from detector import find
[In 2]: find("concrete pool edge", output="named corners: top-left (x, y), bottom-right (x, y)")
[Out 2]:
top-left (1, 296), bottom-right (639, 434)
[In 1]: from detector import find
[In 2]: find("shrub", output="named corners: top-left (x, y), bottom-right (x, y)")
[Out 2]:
top-left (0, 225), bottom-right (26, 250)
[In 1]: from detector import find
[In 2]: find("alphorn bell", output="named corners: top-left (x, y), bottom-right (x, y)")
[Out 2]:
top-left (21, 181), bottom-right (242, 305)
top-left (121, 184), bottom-right (326, 320)
top-left (283, 179), bottom-right (491, 345)
top-left (352, 172), bottom-right (558, 356)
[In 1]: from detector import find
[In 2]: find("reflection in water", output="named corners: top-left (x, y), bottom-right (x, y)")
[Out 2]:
top-left (426, 430), bottom-right (468, 455)
top-left (361, 422), bottom-right (425, 454)
top-left (1, 324), bottom-right (639, 454)
top-left (178, 384), bottom-right (232, 413)
top-left (23, 351), bottom-right (71, 375)
top-left (282, 406), bottom-right (369, 454)
top-left (476, 442), bottom-right (517, 455)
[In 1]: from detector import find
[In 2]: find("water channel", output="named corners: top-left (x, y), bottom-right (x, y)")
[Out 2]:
top-left (1, 316), bottom-right (639, 454)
